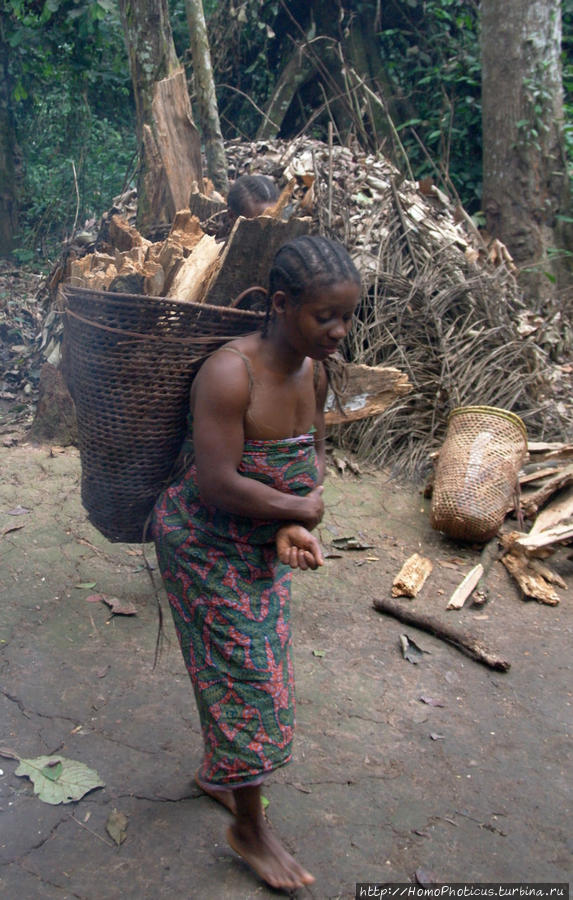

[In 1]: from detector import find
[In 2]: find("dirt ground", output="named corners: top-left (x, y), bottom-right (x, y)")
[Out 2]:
top-left (0, 441), bottom-right (571, 899)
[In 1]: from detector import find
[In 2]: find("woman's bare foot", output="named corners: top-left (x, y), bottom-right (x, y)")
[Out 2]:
top-left (227, 819), bottom-right (315, 891)
top-left (194, 771), bottom-right (236, 815)
top-left (228, 783), bottom-right (314, 890)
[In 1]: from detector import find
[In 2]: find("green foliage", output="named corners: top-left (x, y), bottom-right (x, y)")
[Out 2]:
top-left (379, 0), bottom-right (482, 211)
top-left (5, 0), bottom-right (135, 260)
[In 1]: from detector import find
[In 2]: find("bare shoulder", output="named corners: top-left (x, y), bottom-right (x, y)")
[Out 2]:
top-left (192, 340), bottom-right (256, 412)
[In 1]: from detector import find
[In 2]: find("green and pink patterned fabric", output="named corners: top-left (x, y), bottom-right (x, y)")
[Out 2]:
top-left (152, 428), bottom-right (319, 788)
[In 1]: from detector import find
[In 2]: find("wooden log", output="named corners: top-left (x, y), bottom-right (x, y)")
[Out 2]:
top-left (203, 215), bottom-right (311, 307)
top-left (324, 362), bottom-right (411, 425)
top-left (109, 214), bottom-right (147, 252)
top-left (501, 553), bottom-right (561, 605)
top-left (519, 466), bottom-right (561, 485)
top-left (521, 464), bottom-right (573, 518)
top-left (529, 485), bottom-right (573, 535)
top-left (514, 524), bottom-right (573, 550)
top-left (139, 68), bottom-right (203, 232)
top-left (446, 564), bottom-right (484, 609)
top-left (391, 553), bottom-right (433, 598)
top-left (372, 597), bottom-right (510, 671)
top-left (189, 187), bottom-right (226, 218)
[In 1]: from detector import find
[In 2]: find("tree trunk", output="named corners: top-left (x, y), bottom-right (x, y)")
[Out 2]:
top-left (184, 0), bottom-right (228, 195)
top-left (0, 13), bottom-right (18, 256)
top-left (481, 0), bottom-right (572, 294)
top-left (118, 0), bottom-right (202, 233)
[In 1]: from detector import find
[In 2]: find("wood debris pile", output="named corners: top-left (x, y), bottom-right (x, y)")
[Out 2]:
top-left (223, 137), bottom-right (573, 477)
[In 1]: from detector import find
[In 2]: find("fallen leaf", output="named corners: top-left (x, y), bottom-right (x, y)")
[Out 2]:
top-left (332, 536), bottom-right (375, 551)
top-left (102, 596), bottom-right (137, 616)
top-left (312, 649), bottom-right (326, 658)
top-left (75, 582), bottom-right (97, 590)
top-left (14, 754), bottom-right (105, 804)
top-left (7, 506), bottom-right (30, 516)
top-left (399, 634), bottom-right (430, 664)
top-left (261, 795), bottom-right (270, 810)
top-left (106, 809), bottom-right (128, 846)
top-left (85, 594), bottom-right (105, 603)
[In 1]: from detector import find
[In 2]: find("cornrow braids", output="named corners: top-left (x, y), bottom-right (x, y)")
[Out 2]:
top-left (227, 175), bottom-right (279, 217)
top-left (263, 235), bottom-right (360, 335)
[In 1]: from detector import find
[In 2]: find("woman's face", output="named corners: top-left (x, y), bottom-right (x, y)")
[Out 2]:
top-left (276, 280), bottom-right (360, 360)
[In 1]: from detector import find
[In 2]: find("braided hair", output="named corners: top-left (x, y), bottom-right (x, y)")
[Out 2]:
top-left (227, 175), bottom-right (279, 218)
top-left (264, 235), bottom-right (360, 335)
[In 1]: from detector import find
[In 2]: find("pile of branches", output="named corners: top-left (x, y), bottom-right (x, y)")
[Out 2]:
top-left (225, 136), bottom-right (573, 477)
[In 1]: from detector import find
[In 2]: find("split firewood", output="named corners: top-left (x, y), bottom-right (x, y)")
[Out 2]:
top-left (392, 553), bottom-right (433, 598)
top-left (521, 464), bottom-right (573, 518)
top-left (446, 564), bottom-right (484, 609)
top-left (372, 597), bottom-right (510, 672)
top-left (500, 552), bottom-right (560, 605)
top-left (323, 363), bottom-right (411, 425)
top-left (528, 485), bottom-right (573, 535)
top-left (167, 234), bottom-right (222, 303)
top-left (202, 215), bottom-right (311, 308)
top-left (519, 466), bottom-right (562, 485)
top-left (513, 524), bottom-right (573, 551)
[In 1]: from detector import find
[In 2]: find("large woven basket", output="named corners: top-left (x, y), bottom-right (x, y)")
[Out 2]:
top-left (430, 406), bottom-right (527, 542)
top-left (64, 287), bottom-right (263, 543)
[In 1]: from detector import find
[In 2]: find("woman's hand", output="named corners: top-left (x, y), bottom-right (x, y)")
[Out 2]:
top-left (276, 524), bottom-right (325, 571)
top-left (299, 485), bottom-right (324, 530)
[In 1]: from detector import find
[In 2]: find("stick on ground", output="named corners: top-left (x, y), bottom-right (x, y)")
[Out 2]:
top-left (372, 597), bottom-right (510, 672)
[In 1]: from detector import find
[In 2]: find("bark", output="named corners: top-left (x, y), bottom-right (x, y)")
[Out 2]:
top-left (481, 0), bottom-right (572, 293)
top-left (184, 0), bottom-right (228, 194)
top-left (118, 0), bottom-right (202, 232)
top-left (0, 13), bottom-right (18, 256)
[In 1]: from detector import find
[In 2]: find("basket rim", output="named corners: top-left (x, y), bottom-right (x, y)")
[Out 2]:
top-left (62, 284), bottom-right (265, 321)
top-left (448, 405), bottom-right (527, 439)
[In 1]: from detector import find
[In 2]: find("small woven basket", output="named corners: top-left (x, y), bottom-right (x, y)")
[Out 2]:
top-left (64, 286), bottom-right (263, 543)
top-left (430, 406), bottom-right (527, 542)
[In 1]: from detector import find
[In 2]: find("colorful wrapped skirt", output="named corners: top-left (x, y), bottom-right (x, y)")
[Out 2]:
top-left (152, 432), bottom-right (319, 789)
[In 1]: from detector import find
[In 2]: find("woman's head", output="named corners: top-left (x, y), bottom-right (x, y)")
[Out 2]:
top-left (269, 235), bottom-right (360, 303)
top-left (265, 236), bottom-right (361, 358)
top-left (227, 175), bottom-right (279, 220)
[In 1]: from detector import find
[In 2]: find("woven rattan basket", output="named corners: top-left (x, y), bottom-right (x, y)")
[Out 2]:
top-left (64, 286), bottom-right (263, 543)
top-left (430, 406), bottom-right (527, 542)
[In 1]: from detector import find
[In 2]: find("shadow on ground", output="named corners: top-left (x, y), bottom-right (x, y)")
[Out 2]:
top-left (1, 444), bottom-right (571, 899)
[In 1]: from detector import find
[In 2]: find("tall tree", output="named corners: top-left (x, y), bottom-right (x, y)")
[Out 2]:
top-left (481, 0), bottom-right (572, 290)
top-left (0, 11), bottom-right (18, 256)
top-left (184, 0), bottom-right (228, 194)
top-left (118, 0), bottom-right (202, 232)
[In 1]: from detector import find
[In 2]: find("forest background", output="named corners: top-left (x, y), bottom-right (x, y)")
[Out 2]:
top-left (1, 0), bottom-right (572, 290)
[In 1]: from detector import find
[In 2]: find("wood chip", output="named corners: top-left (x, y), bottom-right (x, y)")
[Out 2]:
top-left (446, 564), bottom-right (484, 609)
top-left (392, 553), bottom-right (433, 598)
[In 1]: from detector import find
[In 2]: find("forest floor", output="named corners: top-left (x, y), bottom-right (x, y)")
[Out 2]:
top-left (0, 439), bottom-right (572, 900)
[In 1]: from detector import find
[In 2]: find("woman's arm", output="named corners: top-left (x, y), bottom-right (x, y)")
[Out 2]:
top-left (191, 351), bottom-right (324, 526)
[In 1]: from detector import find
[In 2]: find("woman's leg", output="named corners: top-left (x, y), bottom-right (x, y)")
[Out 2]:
top-left (227, 783), bottom-right (315, 890)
